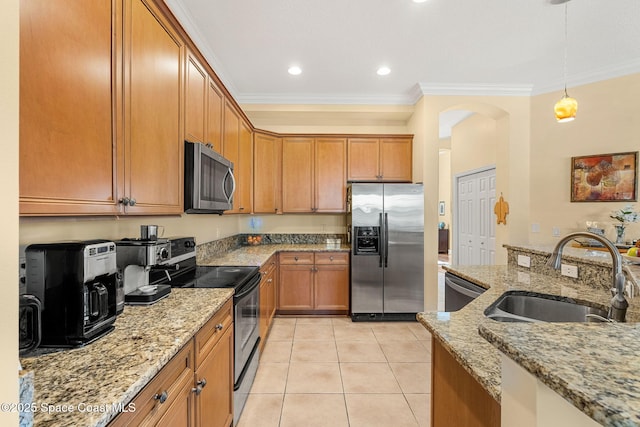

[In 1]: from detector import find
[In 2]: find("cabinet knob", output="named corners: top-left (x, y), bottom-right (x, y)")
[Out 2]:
top-left (294, 256), bottom-right (299, 261)
top-left (330, 256), bottom-right (334, 261)
top-left (192, 378), bottom-right (207, 395)
top-left (215, 323), bottom-right (223, 331)
top-left (153, 391), bottom-right (168, 404)
top-left (129, 198), bottom-right (137, 206)
top-left (119, 197), bottom-right (130, 206)
top-left (267, 278), bottom-right (272, 283)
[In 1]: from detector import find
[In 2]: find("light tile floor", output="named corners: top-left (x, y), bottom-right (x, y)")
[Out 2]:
top-left (237, 317), bottom-right (433, 427)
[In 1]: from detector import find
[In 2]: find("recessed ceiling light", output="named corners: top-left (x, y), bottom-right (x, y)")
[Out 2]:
top-left (288, 66), bottom-right (302, 75)
top-left (412, 0), bottom-right (428, 3)
top-left (376, 67), bottom-right (391, 76)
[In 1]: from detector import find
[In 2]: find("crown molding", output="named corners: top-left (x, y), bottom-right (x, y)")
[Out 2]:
top-left (417, 83), bottom-right (534, 97)
top-left (532, 58), bottom-right (640, 95)
top-left (237, 93), bottom-right (417, 105)
top-left (163, 0), bottom-right (239, 99)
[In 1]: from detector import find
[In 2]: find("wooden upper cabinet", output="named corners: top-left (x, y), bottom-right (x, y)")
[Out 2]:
top-left (315, 138), bottom-right (346, 212)
top-left (19, 0), bottom-right (121, 215)
top-left (347, 138), bottom-right (380, 182)
top-left (185, 51), bottom-right (207, 143)
top-left (347, 137), bottom-right (413, 182)
top-left (236, 120), bottom-right (253, 213)
top-left (282, 137), bottom-right (315, 213)
top-left (380, 137), bottom-right (413, 182)
top-left (253, 132), bottom-right (282, 214)
top-left (123, 0), bottom-right (184, 214)
top-left (207, 79), bottom-right (224, 154)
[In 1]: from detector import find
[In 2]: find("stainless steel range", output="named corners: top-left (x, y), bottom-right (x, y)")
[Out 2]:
top-left (152, 237), bottom-right (260, 425)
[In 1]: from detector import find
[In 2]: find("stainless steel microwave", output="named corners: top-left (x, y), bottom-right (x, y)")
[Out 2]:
top-left (184, 141), bottom-right (235, 214)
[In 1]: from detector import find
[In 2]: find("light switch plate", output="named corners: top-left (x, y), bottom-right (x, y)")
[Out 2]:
top-left (561, 264), bottom-right (578, 278)
top-left (517, 255), bottom-right (531, 268)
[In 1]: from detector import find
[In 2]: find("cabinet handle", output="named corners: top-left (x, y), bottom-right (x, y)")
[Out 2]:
top-left (119, 197), bottom-right (130, 206)
top-left (192, 378), bottom-right (207, 395)
top-left (153, 391), bottom-right (168, 404)
top-left (239, 207), bottom-right (245, 210)
top-left (267, 278), bottom-right (272, 283)
top-left (330, 256), bottom-right (334, 261)
top-left (215, 323), bottom-right (223, 331)
top-left (294, 256), bottom-right (299, 261)
top-left (129, 198), bottom-right (137, 206)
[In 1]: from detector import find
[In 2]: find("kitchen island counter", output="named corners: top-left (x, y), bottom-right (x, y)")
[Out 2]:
top-left (20, 288), bottom-right (234, 427)
top-left (419, 264), bottom-right (640, 426)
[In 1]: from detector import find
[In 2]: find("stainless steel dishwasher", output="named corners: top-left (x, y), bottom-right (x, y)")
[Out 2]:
top-left (444, 272), bottom-right (487, 311)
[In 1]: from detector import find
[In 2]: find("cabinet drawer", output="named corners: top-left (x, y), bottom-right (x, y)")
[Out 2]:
top-left (109, 342), bottom-right (194, 427)
top-left (279, 252), bottom-right (314, 265)
top-left (314, 252), bottom-right (349, 265)
top-left (194, 298), bottom-right (233, 368)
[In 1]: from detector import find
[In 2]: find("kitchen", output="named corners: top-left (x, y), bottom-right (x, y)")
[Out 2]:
top-left (3, 0), bottom-right (640, 426)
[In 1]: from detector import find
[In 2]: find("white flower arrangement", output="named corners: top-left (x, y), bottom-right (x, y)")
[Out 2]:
top-left (610, 204), bottom-right (640, 225)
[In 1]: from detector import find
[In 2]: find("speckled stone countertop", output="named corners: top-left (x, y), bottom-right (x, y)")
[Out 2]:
top-left (417, 264), bottom-right (640, 407)
top-left (198, 243), bottom-right (351, 266)
top-left (479, 318), bottom-right (640, 426)
top-left (20, 288), bottom-right (234, 427)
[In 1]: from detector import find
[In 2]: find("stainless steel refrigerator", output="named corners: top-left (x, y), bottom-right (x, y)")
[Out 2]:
top-left (348, 183), bottom-right (424, 321)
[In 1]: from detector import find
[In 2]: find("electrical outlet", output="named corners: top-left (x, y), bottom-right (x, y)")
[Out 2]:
top-left (552, 227), bottom-right (560, 237)
top-left (561, 264), bottom-right (578, 279)
top-left (531, 223), bottom-right (540, 233)
top-left (517, 255), bottom-right (531, 268)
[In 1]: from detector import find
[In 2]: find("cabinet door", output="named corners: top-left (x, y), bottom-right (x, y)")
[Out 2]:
top-left (185, 51), bottom-right (207, 143)
top-left (236, 120), bottom-right (253, 213)
top-left (155, 373), bottom-right (194, 427)
top-left (194, 326), bottom-right (234, 427)
top-left (207, 79), bottom-right (224, 154)
top-left (223, 101), bottom-right (240, 212)
top-left (124, 0), bottom-right (184, 214)
top-left (315, 138), bottom-right (347, 212)
top-left (253, 133), bottom-right (282, 214)
top-left (20, 0), bottom-right (121, 215)
top-left (380, 138), bottom-right (412, 182)
top-left (278, 265), bottom-right (314, 311)
top-left (282, 137), bottom-right (314, 213)
top-left (347, 138), bottom-right (380, 181)
top-left (314, 264), bottom-right (349, 312)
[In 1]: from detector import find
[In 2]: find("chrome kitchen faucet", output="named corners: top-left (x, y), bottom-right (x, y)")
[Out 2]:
top-left (546, 232), bottom-right (628, 322)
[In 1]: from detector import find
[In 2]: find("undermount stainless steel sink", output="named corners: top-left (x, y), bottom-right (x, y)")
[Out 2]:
top-left (484, 291), bottom-right (609, 323)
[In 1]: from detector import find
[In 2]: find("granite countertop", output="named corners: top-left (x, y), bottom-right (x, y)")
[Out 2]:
top-left (198, 243), bottom-right (351, 266)
top-left (418, 263), bottom-right (640, 426)
top-left (20, 288), bottom-right (234, 427)
top-left (417, 264), bottom-right (640, 405)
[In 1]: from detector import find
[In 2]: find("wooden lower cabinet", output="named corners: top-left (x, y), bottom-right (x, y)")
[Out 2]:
top-left (109, 343), bottom-right (195, 427)
top-left (278, 252), bottom-right (349, 315)
top-left (110, 299), bottom-right (234, 427)
top-left (259, 255), bottom-right (277, 351)
top-left (431, 338), bottom-right (500, 427)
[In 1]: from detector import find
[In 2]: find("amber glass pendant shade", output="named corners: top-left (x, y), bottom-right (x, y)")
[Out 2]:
top-left (554, 93), bottom-right (578, 122)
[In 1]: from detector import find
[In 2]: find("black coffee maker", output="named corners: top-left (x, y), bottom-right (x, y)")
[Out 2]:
top-left (25, 240), bottom-right (118, 347)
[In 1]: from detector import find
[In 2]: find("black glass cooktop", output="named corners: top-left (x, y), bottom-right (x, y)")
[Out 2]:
top-left (160, 265), bottom-right (259, 291)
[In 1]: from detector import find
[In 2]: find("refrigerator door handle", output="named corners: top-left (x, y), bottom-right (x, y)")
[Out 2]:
top-left (384, 213), bottom-right (389, 267)
top-left (378, 213), bottom-right (384, 267)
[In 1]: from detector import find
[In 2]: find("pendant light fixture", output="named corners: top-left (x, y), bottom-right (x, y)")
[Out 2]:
top-left (554, 0), bottom-right (578, 122)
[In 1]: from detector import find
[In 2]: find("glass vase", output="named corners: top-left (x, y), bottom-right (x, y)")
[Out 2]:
top-left (614, 224), bottom-right (626, 244)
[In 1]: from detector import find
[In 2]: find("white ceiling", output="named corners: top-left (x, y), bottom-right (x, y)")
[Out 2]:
top-left (166, 0), bottom-right (640, 106)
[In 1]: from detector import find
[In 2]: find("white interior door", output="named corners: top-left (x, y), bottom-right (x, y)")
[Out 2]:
top-left (454, 167), bottom-right (496, 265)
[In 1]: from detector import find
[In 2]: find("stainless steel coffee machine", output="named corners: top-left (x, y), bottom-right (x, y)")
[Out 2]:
top-left (115, 238), bottom-right (173, 305)
top-left (24, 240), bottom-right (118, 347)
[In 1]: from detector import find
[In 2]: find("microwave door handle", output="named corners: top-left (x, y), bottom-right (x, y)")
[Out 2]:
top-left (223, 167), bottom-right (236, 203)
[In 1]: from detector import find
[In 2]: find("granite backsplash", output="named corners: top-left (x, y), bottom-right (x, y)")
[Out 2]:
top-left (196, 233), bottom-right (347, 259)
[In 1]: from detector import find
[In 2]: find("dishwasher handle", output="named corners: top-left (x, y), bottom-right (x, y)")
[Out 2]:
top-left (444, 275), bottom-right (485, 299)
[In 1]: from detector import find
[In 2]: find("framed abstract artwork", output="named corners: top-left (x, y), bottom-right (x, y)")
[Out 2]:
top-left (571, 151), bottom-right (638, 202)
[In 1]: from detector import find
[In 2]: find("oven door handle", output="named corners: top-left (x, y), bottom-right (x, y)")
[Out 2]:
top-left (233, 273), bottom-right (261, 300)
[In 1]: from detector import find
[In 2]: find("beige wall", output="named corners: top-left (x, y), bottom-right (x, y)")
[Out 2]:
top-left (438, 149), bottom-right (452, 236)
top-left (529, 73), bottom-right (640, 245)
top-left (450, 113), bottom-right (497, 176)
top-left (1, 0), bottom-right (19, 423)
